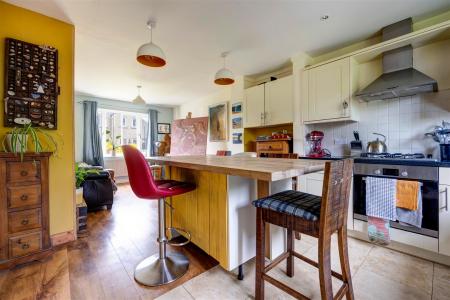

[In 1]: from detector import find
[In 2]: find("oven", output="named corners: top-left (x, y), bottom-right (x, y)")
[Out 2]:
top-left (353, 163), bottom-right (439, 238)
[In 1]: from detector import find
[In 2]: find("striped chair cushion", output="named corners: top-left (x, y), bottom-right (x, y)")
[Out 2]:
top-left (252, 190), bottom-right (322, 221)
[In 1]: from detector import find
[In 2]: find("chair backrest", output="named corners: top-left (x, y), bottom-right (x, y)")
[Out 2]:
top-left (122, 145), bottom-right (160, 199)
top-left (216, 150), bottom-right (232, 156)
top-left (319, 159), bottom-right (353, 234)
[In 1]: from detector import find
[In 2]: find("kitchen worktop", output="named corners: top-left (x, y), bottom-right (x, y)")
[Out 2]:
top-left (147, 155), bottom-right (325, 181)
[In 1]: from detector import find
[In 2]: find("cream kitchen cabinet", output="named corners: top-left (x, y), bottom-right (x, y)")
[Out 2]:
top-left (244, 75), bottom-right (293, 128)
top-left (439, 168), bottom-right (450, 256)
top-left (302, 57), bottom-right (358, 124)
top-left (244, 84), bottom-right (265, 128)
top-left (264, 76), bottom-right (294, 125)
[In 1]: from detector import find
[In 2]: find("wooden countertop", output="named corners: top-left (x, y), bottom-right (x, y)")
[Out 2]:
top-left (147, 155), bottom-right (326, 181)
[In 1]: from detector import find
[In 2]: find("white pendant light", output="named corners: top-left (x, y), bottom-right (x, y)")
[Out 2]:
top-left (132, 85), bottom-right (146, 104)
top-left (214, 52), bottom-right (234, 85)
top-left (137, 20), bottom-right (166, 67)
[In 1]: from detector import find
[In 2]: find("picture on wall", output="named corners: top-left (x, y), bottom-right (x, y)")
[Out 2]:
top-left (232, 132), bottom-right (242, 144)
top-left (157, 123), bottom-right (171, 134)
top-left (232, 117), bottom-right (242, 129)
top-left (231, 102), bottom-right (242, 114)
top-left (208, 102), bottom-right (228, 142)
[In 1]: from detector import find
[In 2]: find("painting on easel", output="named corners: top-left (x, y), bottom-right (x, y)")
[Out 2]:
top-left (170, 117), bottom-right (208, 156)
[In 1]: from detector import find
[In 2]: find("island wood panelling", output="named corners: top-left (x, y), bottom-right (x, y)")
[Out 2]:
top-left (168, 166), bottom-right (228, 269)
top-left (0, 152), bottom-right (52, 269)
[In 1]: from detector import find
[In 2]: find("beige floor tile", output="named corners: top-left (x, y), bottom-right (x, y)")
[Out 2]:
top-left (432, 263), bottom-right (450, 300)
top-left (267, 258), bottom-right (343, 300)
top-left (294, 234), bottom-right (317, 255)
top-left (359, 246), bottom-right (433, 294)
top-left (303, 235), bottom-right (373, 276)
top-left (183, 266), bottom-right (252, 299)
top-left (155, 286), bottom-right (194, 300)
top-left (354, 268), bottom-right (431, 300)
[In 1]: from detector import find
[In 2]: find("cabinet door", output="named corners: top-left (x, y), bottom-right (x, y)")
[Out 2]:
top-left (439, 184), bottom-right (450, 256)
top-left (265, 75), bottom-right (293, 125)
top-left (244, 84), bottom-right (265, 128)
top-left (298, 172), bottom-right (323, 196)
top-left (307, 58), bottom-right (350, 121)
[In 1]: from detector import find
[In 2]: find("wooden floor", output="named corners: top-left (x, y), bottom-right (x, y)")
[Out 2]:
top-left (0, 184), bottom-right (218, 300)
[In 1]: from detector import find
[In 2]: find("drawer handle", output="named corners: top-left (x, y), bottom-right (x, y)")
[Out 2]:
top-left (20, 170), bottom-right (28, 177)
top-left (20, 194), bottom-right (28, 201)
top-left (21, 243), bottom-right (30, 250)
top-left (21, 219), bottom-right (29, 225)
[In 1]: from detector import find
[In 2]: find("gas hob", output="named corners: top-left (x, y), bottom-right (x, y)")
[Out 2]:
top-left (355, 152), bottom-right (439, 167)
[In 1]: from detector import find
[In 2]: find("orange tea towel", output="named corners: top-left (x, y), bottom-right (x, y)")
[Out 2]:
top-left (396, 180), bottom-right (419, 210)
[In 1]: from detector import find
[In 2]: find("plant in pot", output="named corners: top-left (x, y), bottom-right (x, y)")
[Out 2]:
top-left (2, 118), bottom-right (58, 160)
top-left (75, 163), bottom-right (99, 204)
top-left (105, 130), bottom-right (121, 156)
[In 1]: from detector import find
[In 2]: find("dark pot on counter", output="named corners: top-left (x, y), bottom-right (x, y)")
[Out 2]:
top-left (440, 144), bottom-right (450, 162)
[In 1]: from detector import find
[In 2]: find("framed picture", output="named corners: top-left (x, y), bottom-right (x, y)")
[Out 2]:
top-left (157, 123), bottom-right (171, 134)
top-left (232, 102), bottom-right (242, 114)
top-left (208, 102), bottom-right (228, 142)
top-left (232, 117), bottom-right (242, 129)
top-left (232, 132), bottom-right (242, 144)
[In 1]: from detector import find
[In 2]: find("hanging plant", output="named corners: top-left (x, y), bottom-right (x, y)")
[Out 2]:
top-left (2, 118), bottom-right (59, 161)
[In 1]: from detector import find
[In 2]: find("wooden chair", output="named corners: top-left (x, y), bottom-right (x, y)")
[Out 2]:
top-left (253, 159), bottom-right (354, 300)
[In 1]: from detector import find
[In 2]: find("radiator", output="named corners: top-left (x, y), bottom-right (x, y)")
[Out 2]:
top-left (104, 158), bottom-right (129, 183)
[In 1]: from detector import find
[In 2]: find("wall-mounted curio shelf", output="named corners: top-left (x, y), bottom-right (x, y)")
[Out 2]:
top-left (4, 38), bottom-right (59, 129)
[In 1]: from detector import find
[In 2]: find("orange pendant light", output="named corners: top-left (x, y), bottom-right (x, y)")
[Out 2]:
top-left (137, 21), bottom-right (166, 67)
top-left (214, 52), bottom-right (234, 85)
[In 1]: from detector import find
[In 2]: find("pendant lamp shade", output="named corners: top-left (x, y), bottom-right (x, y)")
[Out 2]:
top-left (133, 85), bottom-right (146, 104)
top-left (214, 68), bottom-right (235, 85)
top-left (214, 52), bottom-right (234, 85)
top-left (137, 21), bottom-right (166, 67)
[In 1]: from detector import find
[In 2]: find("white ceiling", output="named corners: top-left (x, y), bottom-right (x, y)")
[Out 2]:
top-left (5, 0), bottom-right (450, 106)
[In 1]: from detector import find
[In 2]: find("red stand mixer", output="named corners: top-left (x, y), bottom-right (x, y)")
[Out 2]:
top-left (306, 131), bottom-right (330, 158)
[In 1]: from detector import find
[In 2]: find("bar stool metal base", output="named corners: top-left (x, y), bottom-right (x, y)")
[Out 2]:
top-left (134, 252), bottom-right (189, 287)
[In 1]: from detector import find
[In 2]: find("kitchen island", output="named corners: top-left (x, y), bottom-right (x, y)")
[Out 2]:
top-left (147, 155), bottom-right (325, 271)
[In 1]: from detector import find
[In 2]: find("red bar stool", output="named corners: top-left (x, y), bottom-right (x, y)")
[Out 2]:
top-left (122, 145), bottom-right (196, 286)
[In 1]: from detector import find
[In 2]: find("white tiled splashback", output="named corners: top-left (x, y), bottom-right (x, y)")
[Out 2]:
top-left (306, 89), bottom-right (450, 158)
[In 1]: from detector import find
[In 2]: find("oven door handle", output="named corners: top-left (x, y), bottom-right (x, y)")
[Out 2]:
top-left (440, 187), bottom-right (448, 212)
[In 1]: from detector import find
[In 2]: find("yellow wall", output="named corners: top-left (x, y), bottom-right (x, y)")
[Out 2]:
top-left (0, 1), bottom-right (75, 235)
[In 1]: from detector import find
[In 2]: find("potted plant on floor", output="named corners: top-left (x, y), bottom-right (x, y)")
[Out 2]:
top-left (2, 117), bottom-right (58, 160)
top-left (75, 163), bottom-right (99, 203)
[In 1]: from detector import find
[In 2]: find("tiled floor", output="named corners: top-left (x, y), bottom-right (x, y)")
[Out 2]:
top-left (156, 234), bottom-right (450, 300)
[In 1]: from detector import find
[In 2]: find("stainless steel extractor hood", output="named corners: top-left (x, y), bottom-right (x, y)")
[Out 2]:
top-left (356, 18), bottom-right (438, 101)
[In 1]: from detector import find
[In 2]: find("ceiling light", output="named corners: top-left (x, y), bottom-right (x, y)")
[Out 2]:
top-left (214, 52), bottom-right (234, 85)
top-left (137, 20), bottom-right (166, 67)
top-left (320, 15), bottom-right (329, 21)
top-left (132, 85), bottom-right (146, 104)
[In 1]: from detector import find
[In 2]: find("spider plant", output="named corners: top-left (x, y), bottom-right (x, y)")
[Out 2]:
top-left (2, 118), bottom-right (58, 161)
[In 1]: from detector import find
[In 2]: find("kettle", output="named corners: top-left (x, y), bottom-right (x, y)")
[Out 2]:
top-left (367, 133), bottom-right (387, 153)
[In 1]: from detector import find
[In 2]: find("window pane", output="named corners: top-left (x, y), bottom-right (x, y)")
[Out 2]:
top-left (97, 108), bottom-right (148, 157)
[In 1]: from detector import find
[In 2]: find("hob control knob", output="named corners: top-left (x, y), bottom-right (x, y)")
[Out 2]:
top-left (401, 171), bottom-right (408, 177)
top-left (374, 169), bottom-right (381, 175)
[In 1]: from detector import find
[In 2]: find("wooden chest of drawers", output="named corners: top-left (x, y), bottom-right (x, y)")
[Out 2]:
top-left (256, 139), bottom-right (291, 156)
top-left (0, 153), bottom-right (52, 269)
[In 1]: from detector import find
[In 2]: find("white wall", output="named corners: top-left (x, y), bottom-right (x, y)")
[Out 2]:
top-left (175, 77), bottom-right (246, 155)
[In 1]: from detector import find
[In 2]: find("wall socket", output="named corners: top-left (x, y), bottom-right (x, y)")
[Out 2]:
top-left (334, 137), bottom-right (347, 145)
